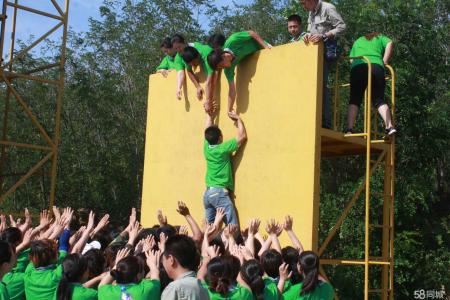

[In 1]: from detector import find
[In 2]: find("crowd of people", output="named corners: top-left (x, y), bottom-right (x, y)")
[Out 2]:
top-left (0, 205), bottom-right (333, 300)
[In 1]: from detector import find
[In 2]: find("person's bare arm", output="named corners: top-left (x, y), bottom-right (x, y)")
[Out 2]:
top-left (176, 70), bottom-right (185, 99)
top-left (186, 70), bottom-right (204, 101)
top-left (83, 272), bottom-right (107, 288)
top-left (205, 113), bottom-right (214, 129)
top-left (248, 31), bottom-right (271, 49)
top-left (228, 111), bottom-right (247, 147)
top-left (227, 81), bottom-right (237, 113)
top-left (204, 73), bottom-right (217, 114)
top-left (71, 211), bottom-right (95, 254)
top-left (283, 215), bottom-right (304, 254)
top-left (383, 41), bottom-right (394, 65)
top-left (176, 201), bottom-right (202, 244)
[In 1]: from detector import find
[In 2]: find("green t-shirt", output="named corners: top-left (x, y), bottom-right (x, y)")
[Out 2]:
top-left (350, 35), bottom-right (392, 69)
top-left (2, 272), bottom-right (24, 300)
top-left (156, 55), bottom-right (177, 70)
top-left (51, 283), bottom-right (97, 300)
top-left (3, 248), bottom-right (30, 300)
top-left (177, 42), bottom-right (214, 75)
top-left (223, 31), bottom-right (263, 82)
top-left (202, 282), bottom-right (253, 300)
top-left (0, 282), bottom-right (9, 300)
top-left (174, 52), bottom-right (189, 71)
top-left (282, 281), bottom-right (334, 300)
top-left (23, 250), bottom-right (67, 300)
top-left (98, 279), bottom-right (161, 300)
top-left (290, 32), bottom-right (307, 43)
top-left (263, 277), bottom-right (281, 300)
top-left (204, 138), bottom-right (238, 191)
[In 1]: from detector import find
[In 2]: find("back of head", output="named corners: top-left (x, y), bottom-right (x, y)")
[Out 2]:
top-left (104, 242), bottom-right (126, 270)
top-left (207, 49), bottom-right (225, 71)
top-left (282, 246), bottom-right (301, 284)
top-left (364, 32), bottom-right (381, 41)
top-left (57, 254), bottom-right (87, 300)
top-left (163, 234), bottom-right (200, 272)
top-left (156, 225), bottom-right (177, 241)
top-left (161, 37), bottom-right (172, 49)
top-left (221, 255), bottom-right (240, 282)
top-left (0, 240), bottom-right (14, 265)
top-left (240, 259), bottom-right (264, 300)
top-left (30, 239), bottom-right (58, 268)
top-left (287, 14), bottom-right (302, 24)
top-left (207, 257), bottom-right (230, 296)
top-left (110, 256), bottom-right (141, 284)
top-left (180, 46), bottom-right (200, 63)
top-left (0, 227), bottom-right (22, 247)
top-left (299, 251), bottom-right (319, 295)
top-left (208, 33), bottom-right (226, 49)
top-left (209, 237), bottom-right (225, 256)
top-left (83, 249), bottom-right (106, 278)
top-left (260, 249), bottom-right (282, 278)
top-left (171, 33), bottom-right (185, 45)
top-left (135, 228), bottom-right (157, 248)
top-left (204, 125), bottom-right (222, 145)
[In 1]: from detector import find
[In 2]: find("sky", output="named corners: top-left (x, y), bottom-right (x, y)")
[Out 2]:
top-left (1, 0), bottom-right (248, 60)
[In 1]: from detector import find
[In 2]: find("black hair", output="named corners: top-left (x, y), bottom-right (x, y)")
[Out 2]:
top-left (207, 257), bottom-right (230, 296)
top-left (161, 37), bottom-right (172, 49)
top-left (135, 228), bottom-right (157, 248)
top-left (0, 227), bottom-right (22, 247)
top-left (57, 254), bottom-right (88, 300)
top-left (92, 229), bottom-right (113, 250)
top-left (163, 234), bottom-right (200, 272)
top-left (209, 237), bottom-right (226, 256)
top-left (104, 242), bottom-right (126, 270)
top-left (288, 14), bottom-right (302, 24)
top-left (136, 253), bottom-right (150, 276)
top-left (30, 239), bottom-right (58, 268)
top-left (260, 249), bottom-right (282, 278)
top-left (253, 239), bottom-right (262, 260)
top-left (282, 246), bottom-right (302, 284)
top-left (299, 251), bottom-right (319, 295)
top-left (110, 255), bottom-right (141, 284)
top-left (240, 259), bottom-right (265, 300)
top-left (207, 49), bottom-right (225, 71)
top-left (0, 240), bottom-right (14, 265)
top-left (204, 125), bottom-right (222, 145)
top-left (83, 249), bottom-right (106, 278)
top-left (180, 46), bottom-right (200, 64)
top-left (208, 33), bottom-right (226, 49)
top-left (156, 225), bottom-right (177, 241)
top-left (171, 34), bottom-right (185, 45)
top-left (221, 255), bottom-right (240, 282)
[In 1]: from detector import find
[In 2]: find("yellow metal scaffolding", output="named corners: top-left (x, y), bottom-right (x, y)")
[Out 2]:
top-left (0, 0), bottom-right (69, 210)
top-left (320, 57), bottom-right (396, 299)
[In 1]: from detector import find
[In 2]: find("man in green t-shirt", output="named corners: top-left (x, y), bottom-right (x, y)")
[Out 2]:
top-left (207, 31), bottom-right (271, 114)
top-left (288, 14), bottom-right (306, 43)
top-left (171, 34), bottom-right (212, 102)
top-left (203, 111), bottom-right (247, 225)
top-left (155, 37), bottom-right (177, 77)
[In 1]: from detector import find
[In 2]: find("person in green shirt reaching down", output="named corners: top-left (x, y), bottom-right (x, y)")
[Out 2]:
top-left (155, 37), bottom-right (177, 77)
top-left (207, 31), bottom-right (271, 114)
top-left (203, 110), bottom-right (247, 225)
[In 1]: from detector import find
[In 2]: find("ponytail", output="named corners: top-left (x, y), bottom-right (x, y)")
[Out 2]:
top-left (282, 246), bottom-right (302, 284)
top-left (299, 251), bottom-right (319, 295)
top-left (240, 260), bottom-right (265, 300)
top-left (207, 257), bottom-right (230, 296)
top-left (215, 277), bottom-right (231, 295)
top-left (57, 254), bottom-right (88, 300)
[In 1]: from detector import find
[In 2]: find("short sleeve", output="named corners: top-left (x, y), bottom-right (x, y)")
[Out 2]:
top-left (224, 67), bottom-right (235, 82)
top-left (380, 35), bottom-right (392, 48)
top-left (219, 138), bottom-right (238, 153)
top-left (174, 54), bottom-right (186, 71)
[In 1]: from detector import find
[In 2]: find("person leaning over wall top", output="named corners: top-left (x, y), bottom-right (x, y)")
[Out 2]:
top-left (155, 37), bottom-right (177, 78)
top-left (300, 0), bottom-right (346, 129)
top-left (346, 32), bottom-right (396, 136)
top-left (207, 31), bottom-right (271, 115)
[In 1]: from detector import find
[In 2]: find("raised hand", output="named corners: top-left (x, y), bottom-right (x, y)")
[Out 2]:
top-left (114, 248), bottom-right (130, 267)
top-left (248, 218), bottom-right (261, 235)
top-left (86, 211), bottom-right (96, 232)
top-left (178, 225), bottom-right (189, 236)
top-left (92, 214), bottom-right (110, 236)
top-left (142, 235), bottom-right (156, 253)
top-left (157, 210), bottom-right (168, 226)
top-left (158, 232), bottom-right (167, 253)
top-left (176, 201), bottom-right (190, 216)
top-left (214, 207), bottom-right (226, 226)
top-left (0, 215), bottom-right (7, 232)
top-left (39, 210), bottom-right (52, 228)
top-left (127, 221), bottom-right (140, 246)
top-left (206, 245), bottom-right (221, 259)
top-left (283, 215), bottom-right (293, 231)
top-left (18, 208), bottom-right (32, 233)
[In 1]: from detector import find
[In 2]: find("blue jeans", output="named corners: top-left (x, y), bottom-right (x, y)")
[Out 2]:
top-left (203, 187), bottom-right (238, 225)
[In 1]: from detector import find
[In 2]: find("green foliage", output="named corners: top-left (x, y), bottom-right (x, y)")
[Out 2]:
top-left (0, 0), bottom-right (448, 298)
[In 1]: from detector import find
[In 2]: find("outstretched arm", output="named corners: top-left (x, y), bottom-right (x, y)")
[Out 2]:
top-left (383, 42), bottom-right (394, 65)
top-left (283, 215), bottom-right (304, 254)
top-left (248, 31), bottom-right (271, 49)
top-left (186, 70), bottom-right (204, 100)
top-left (228, 112), bottom-right (247, 147)
top-left (228, 81), bottom-right (237, 113)
top-left (176, 70), bottom-right (185, 99)
top-left (204, 72), bottom-right (218, 114)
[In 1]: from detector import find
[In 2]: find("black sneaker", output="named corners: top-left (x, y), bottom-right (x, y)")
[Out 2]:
top-left (385, 127), bottom-right (397, 136)
top-left (344, 128), bottom-right (354, 134)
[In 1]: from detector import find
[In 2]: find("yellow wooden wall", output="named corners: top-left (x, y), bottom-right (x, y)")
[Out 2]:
top-left (141, 42), bottom-right (323, 250)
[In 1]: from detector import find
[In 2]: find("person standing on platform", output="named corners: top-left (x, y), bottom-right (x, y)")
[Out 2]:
top-left (300, 0), bottom-right (346, 129)
top-left (203, 111), bottom-right (247, 226)
top-left (155, 37), bottom-right (177, 77)
top-left (207, 31), bottom-right (271, 114)
top-left (346, 33), bottom-right (396, 136)
top-left (288, 14), bottom-right (306, 43)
